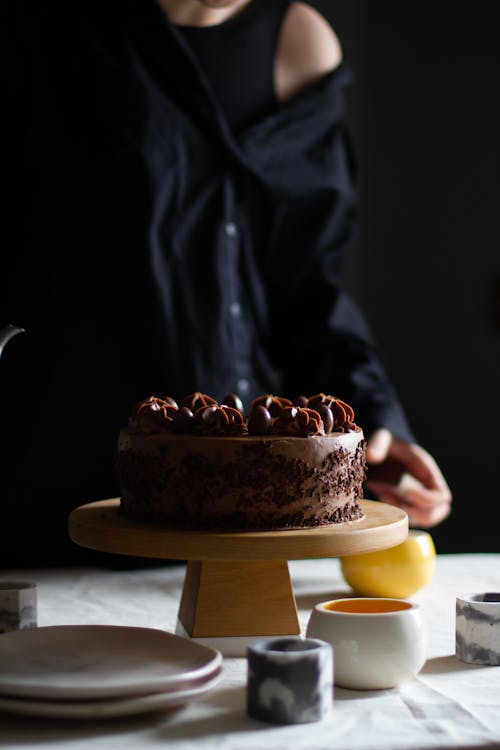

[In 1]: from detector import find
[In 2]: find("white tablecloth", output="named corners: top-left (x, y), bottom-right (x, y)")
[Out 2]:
top-left (1, 554), bottom-right (500, 749)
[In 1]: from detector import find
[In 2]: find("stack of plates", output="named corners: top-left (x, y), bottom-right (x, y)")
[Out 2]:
top-left (0, 625), bottom-right (222, 719)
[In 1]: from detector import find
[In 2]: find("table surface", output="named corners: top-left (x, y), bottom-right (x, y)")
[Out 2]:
top-left (1, 553), bottom-right (500, 749)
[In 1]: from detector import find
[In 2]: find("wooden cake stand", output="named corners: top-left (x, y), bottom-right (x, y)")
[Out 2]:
top-left (69, 498), bottom-right (408, 655)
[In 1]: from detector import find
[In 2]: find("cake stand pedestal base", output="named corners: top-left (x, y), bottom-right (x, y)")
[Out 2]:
top-left (176, 559), bottom-right (300, 655)
top-left (68, 498), bottom-right (408, 656)
top-left (174, 622), bottom-right (299, 658)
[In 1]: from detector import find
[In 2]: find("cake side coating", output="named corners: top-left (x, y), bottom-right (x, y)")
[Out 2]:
top-left (117, 429), bottom-right (366, 530)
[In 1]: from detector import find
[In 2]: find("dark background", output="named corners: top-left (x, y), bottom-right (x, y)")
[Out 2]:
top-left (312, 1), bottom-right (500, 553)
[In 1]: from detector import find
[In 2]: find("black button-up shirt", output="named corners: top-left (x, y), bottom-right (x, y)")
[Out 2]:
top-left (1, 2), bottom-right (413, 564)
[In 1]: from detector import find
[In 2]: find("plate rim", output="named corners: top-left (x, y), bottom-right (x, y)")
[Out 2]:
top-left (0, 624), bottom-right (222, 700)
top-left (0, 667), bottom-right (223, 719)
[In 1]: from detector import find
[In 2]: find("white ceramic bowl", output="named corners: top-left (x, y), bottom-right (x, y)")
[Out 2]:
top-left (306, 597), bottom-right (426, 690)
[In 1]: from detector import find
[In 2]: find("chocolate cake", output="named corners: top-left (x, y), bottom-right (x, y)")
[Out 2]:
top-left (116, 392), bottom-right (367, 530)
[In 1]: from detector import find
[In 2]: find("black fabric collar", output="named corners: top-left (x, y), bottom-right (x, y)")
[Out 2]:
top-left (123, 1), bottom-right (352, 167)
top-left (124, 0), bottom-right (236, 149)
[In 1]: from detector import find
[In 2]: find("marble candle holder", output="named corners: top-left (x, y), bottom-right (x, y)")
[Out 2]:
top-left (247, 636), bottom-right (333, 724)
top-left (0, 581), bottom-right (37, 634)
top-left (456, 593), bottom-right (500, 666)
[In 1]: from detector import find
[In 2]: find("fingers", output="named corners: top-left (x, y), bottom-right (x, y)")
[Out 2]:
top-left (404, 487), bottom-right (452, 527)
top-left (365, 433), bottom-right (452, 529)
top-left (388, 439), bottom-right (449, 493)
top-left (366, 428), bottom-right (392, 464)
top-left (365, 477), bottom-right (452, 529)
top-left (376, 489), bottom-right (451, 528)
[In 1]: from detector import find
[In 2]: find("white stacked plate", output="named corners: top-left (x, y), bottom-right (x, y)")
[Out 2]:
top-left (0, 625), bottom-right (222, 719)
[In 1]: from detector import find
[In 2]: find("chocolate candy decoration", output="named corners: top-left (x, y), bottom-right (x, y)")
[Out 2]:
top-left (163, 396), bottom-right (179, 409)
top-left (248, 405), bottom-right (272, 435)
top-left (316, 404), bottom-right (334, 434)
top-left (129, 391), bottom-right (358, 437)
top-left (307, 393), bottom-right (331, 410)
top-left (251, 394), bottom-right (292, 418)
top-left (293, 395), bottom-right (308, 408)
top-left (222, 393), bottom-right (244, 415)
top-left (172, 406), bottom-right (194, 433)
top-left (199, 405), bottom-right (220, 424)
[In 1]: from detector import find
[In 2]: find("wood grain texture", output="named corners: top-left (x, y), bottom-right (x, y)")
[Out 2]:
top-left (68, 499), bottom-right (408, 561)
top-left (68, 498), bottom-right (408, 639)
top-left (178, 560), bottom-right (300, 637)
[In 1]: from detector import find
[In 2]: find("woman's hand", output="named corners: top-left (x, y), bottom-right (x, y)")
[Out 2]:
top-left (364, 428), bottom-right (452, 528)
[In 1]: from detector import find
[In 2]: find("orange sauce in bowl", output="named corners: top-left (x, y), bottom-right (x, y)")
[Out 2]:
top-left (323, 598), bottom-right (413, 614)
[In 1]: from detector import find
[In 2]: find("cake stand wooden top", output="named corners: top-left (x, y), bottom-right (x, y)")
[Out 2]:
top-left (68, 498), bottom-right (408, 561)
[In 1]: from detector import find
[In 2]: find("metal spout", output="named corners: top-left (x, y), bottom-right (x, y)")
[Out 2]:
top-left (0, 324), bottom-right (25, 359)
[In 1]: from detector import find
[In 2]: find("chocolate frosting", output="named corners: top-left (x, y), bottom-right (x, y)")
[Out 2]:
top-left (250, 394), bottom-right (292, 418)
top-left (307, 393), bottom-right (357, 432)
top-left (129, 396), bottom-right (177, 434)
top-left (270, 406), bottom-right (324, 436)
top-left (193, 404), bottom-right (245, 436)
top-left (128, 391), bottom-right (359, 437)
top-left (181, 392), bottom-right (217, 411)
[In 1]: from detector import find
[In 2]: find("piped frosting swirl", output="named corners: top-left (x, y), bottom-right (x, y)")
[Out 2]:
top-left (128, 391), bottom-right (358, 437)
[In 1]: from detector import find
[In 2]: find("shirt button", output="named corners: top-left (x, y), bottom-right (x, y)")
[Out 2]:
top-left (229, 302), bottom-right (241, 317)
top-left (224, 222), bottom-right (237, 237)
top-left (237, 378), bottom-right (249, 394)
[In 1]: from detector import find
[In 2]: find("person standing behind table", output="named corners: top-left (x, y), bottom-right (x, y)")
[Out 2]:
top-left (155, 0), bottom-right (452, 528)
top-left (1, 0), bottom-right (451, 567)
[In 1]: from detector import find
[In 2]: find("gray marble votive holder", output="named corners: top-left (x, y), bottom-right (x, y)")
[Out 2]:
top-left (247, 636), bottom-right (333, 724)
top-left (0, 581), bottom-right (37, 634)
top-left (456, 593), bottom-right (500, 666)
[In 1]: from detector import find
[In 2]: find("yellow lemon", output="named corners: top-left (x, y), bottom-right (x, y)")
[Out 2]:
top-left (339, 530), bottom-right (436, 599)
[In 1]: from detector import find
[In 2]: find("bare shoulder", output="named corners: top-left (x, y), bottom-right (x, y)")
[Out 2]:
top-left (275, 1), bottom-right (343, 104)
